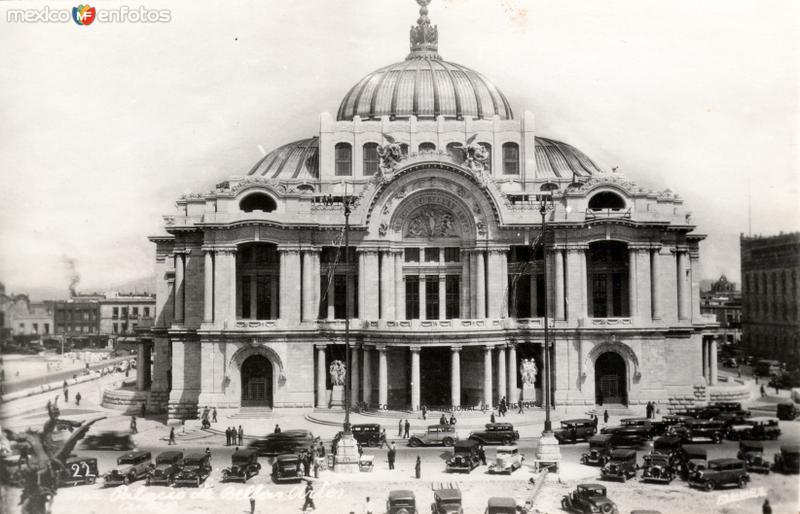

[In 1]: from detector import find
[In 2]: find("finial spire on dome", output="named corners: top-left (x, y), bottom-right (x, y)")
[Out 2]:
top-left (407, 0), bottom-right (442, 60)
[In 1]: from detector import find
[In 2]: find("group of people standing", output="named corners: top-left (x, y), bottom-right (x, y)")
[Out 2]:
top-left (397, 419), bottom-right (410, 438)
top-left (226, 425), bottom-right (244, 446)
top-left (645, 401), bottom-right (658, 419)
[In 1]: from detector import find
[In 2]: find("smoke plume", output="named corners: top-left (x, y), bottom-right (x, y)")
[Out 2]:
top-left (62, 256), bottom-right (80, 297)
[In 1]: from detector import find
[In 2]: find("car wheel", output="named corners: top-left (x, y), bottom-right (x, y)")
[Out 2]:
top-left (738, 476), bottom-right (747, 488)
top-left (712, 434), bottom-right (721, 444)
top-left (601, 504), bottom-right (613, 514)
top-left (442, 437), bottom-right (454, 446)
top-left (409, 438), bottom-right (420, 447)
top-left (561, 498), bottom-right (569, 510)
top-left (502, 437), bottom-right (512, 446)
top-left (369, 437), bottom-right (379, 447)
top-left (704, 480), bottom-right (715, 491)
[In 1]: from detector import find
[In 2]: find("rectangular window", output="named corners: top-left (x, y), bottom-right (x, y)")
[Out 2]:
top-left (445, 275), bottom-right (460, 319)
top-left (502, 143), bottom-right (520, 175)
top-left (592, 274), bottom-right (608, 318)
top-left (444, 248), bottom-right (460, 262)
top-left (256, 276), bottom-right (270, 319)
top-left (612, 273), bottom-right (625, 317)
top-left (132, 307), bottom-right (139, 317)
top-left (122, 323), bottom-right (128, 333)
top-left (335, 143), bottom-right (352, 176)
top-left (404, 248), bottom-right (420, 263)
top-left (112, 307), bottom-right (119, 319)
top-left (242, 275), bottom-right (251, 318)
top-left (535, 274), bottom-right (545, 317)
top-left (44, 323), bottom-right (50, 334)
top-left (424, 248), bottom-right (440, 262)
top-left (121, 307), bottom-right (128, 318)
top-left (334, 274), bottom-right (347, 319)
top-left (363, 143), bottom-right (379, 175)
top-left (33, 323), bottom-right (38, 334)
top-left (510, 274), bottom-right (531, 318)
top-left (113, 323), bottom-right (118, 334)
top-left (406, 276), bottom-right (420, 320)
top-left (425, 277), bottom-right (439, 319)
top-left (143, 307), bottom-right (150, 318)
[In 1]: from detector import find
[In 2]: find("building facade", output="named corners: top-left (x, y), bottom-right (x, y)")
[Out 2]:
top-left (700, 275), bottom-right (742, 347)
top-left (146, 1), bottom-right (718, 418)
top-left (98, 292), bottom-right (156, 338)
top-left (740, 232), bottom-right (800, 361)
top-left (0, 284), bottom-right (54, 340)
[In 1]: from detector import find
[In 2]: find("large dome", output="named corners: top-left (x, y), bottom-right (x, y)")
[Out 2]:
top-left (337, 1), bottom-right (512, 122)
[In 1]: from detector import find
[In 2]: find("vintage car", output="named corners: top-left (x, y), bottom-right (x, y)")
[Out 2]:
top-left (561, 483), bottom-right (618, 514)
top-left (742, 417), bottom-right (781, 440)
top-left (485, 497), bottom-right (517, 514)
top-left (387, 489), bottom-right (418, 514)
top-left (581, 435), bottom-right (614, 466)
top-left (674, 407), bottom-right (707, 419)
top-left (681, 446), bottom-right (708, 479)
top-left (248, 429), bottom-right (318, 456)
top-left (600, 449), bottom-right (638, 482)
top-left (174, 453), bottom-right (212, 487)
top-left (688, 458), bottom-right (749, 491)
top-left (271, 454), bottom-right (304, 482)
top-left (714, 410), bottom-right (752, 431)
top-left (58, 457), bottom-right (99, 486)
top-left (711, 401), bottom-right (743, 412)
top-left (488, 445), bottom-right (524, 474)
top-left (650, 436), bottom-right (685, 466)
top-left (82, 431), bottom-right (135, 451)
top-left (446, 440), bottom-right (481, 473)
top-left (408, 425), bottom-right (459, 447)
top-left (672, 419), bottom-right (725, 443)
top-left (737, 441), bottom-right (771, 474)
top-left (431, 486), bottom-right (463, 514)
top-left (103, 451), bottom-right (152, 486)
top-left (773, 444), bottom-right (800, 474)
top-left (776, 402), bottom-right (798, 421)
top-left (221, 449), bottom-right (261, 482)
top-left (640, 454), bottom-right (675, 484)
top-left (468, 423), bottom-right (520, 445)
top-left (347, 424), bottom-right (385, 447)
top-left (600, 423), bottom-right (649, 445)
top-left (655, 414), bottom-right (693, 436)
top-left (554, 419), bottom-right (597, 444)
top-left (618, 418), bottom-right (655, 438)
top-left (146, 451), bottom-right (184, 486)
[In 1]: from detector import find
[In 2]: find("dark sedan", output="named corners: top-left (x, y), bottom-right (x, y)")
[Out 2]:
top-left (248, 430), bottom-right (318, 456)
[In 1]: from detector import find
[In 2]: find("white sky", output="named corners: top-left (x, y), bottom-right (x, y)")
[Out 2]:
top-left (0, 0), bottom-right (798, 296)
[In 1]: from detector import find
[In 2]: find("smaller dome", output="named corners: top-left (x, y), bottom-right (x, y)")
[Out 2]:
top-left (535, 138), bottom-right (604, 178)
top-left (247, 137), bottom-right (318, 180)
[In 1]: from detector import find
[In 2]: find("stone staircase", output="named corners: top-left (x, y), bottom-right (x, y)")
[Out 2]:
top-left (229, 407), bottom-right (274, 419)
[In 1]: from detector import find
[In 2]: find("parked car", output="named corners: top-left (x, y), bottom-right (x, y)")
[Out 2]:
top-left (673, 407), bottom-right (706, 419)
top-left (431, 485), bottom-right (463, 514)
top-left (640, 454), bottom-right (675, 484)
top-left (755, 359), bottom-right (781, 378)
top-left (222, 449), bottom-right (261, 482)
top-left (103, 451), bottom-right (152, 486)
top-left (652, 415), bottom-right (693, 436)
top-left (345, 424), bottom-right (385, 448)
top-left (722, 358), bottom-right (738, 368)
top-left (485, 497), bottom-right (517, 514)
top-left (776, 402), bottom-right (798, 421)
top-left (711, 401), bottom-right (743, 412)
top-left (618, 418), bottom-right (655, 438)
top-left (468, 423), bottom-right (520, 445)
top-left (773, 444), bottom-right (800, 474)
top-left (408, 425), bottom-right (458, 447)
top-left (688, 458), bottom-right (749, 491)
top-left (650, 436), bottom-right (685, 467)
top-left (715, 411), bottom-right (752, 434)
top-left (730, 417), bottom-right (781, 441)
top-left (58, 457), bottom-right (99, 487)
top-left (681, 446), bottom-right (708, 479)
top-left (248, 430), bottom-right (318, 456)
top-left (561, 483), bottom-right (618, 514)
top-left (387, 489), bottom-right (418, 514)
top-left (271, 454), bottom-right (304, 482)
top-left (581, 435), bottom-right (614, 466)
top-left (174, 453), bottom-right (212, 487)
top-left (554, 419), bottom-right (597, 444)
top-left (488, 445), bottom-right (524, 474)
top-left (146, 451), bottom-right (184, 486)
top-left (672, 419), bottom-right (725, 443)
top-left (82, 431), bottom-right (135, 451)
top-left (446, 440), bottom-right (481, 473)
top-left (601, 449), bottom-right (637, 482)
top-left (737, 441), bottom-right (770, 474)
top-left (600, 422), bottom-right (650, 443)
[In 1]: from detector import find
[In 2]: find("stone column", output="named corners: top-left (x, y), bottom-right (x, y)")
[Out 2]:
top-left (249, 277), bottom-right (257, 319)
top-left (203, 249), bottom-right (214, 323)
top-left (174, 252), bottom-right (185, 324)
top-left (357, 252), bottom-right (366, 318)
top-left (475, 251), bottom-right (486, 318)
top-left (350, 345), bottom-right (360, 407)
top-left (136, 342), bottom-right (148, 391)
top-left (497, 346), bottom-right (507, 403)
top-left (410, 346), bottom-right (421, 411)
top-left (326, 272), bottom-right (336, 320)
top-left (377, 345), bottom-right (388, 407)
top-left (302, 250), bottom-right (320, 322)
top-left (279, 248), bottom-right (301, 324)
top-left (269, 276), bottom-right (279, 319)
top-left (710, 338), bottom-right (718, 385)
top-left (438, 274), bottom-right (447, 320)
top-left (451, 345), bottom-right (461, 407)
top-left (487, 249), bottom-right (508, 318)
top-left (651, 248), bottom-right (661, 320)
top-left (676, 250), bottom-right (689, 320)
top-left (380, 251), bottom-right (396, 319)
top-left (362, 347), bottom-right (372, 404)
top-left (316, 345), bottom-right (327, 408)
top-left (628, 248), bottom-right (638, 319)
top-left (565, 248), bottom-right (586, 321)
top-left (507, 344), bottom-right (518, 404)
top-left (418, 276), bottom-right (426, 320)
top-left (483, 345), bottom-right (493, 407)
top-left (361, 250), bottom-right (380, 320)
top-left (213, 247), bottom-right (236, 327)
top-left (461, 252), bottom-right (471, 317)
top-left (394, 251), bottom-right (405, 320)
top-left (554, 249), bottom-right (565, 320)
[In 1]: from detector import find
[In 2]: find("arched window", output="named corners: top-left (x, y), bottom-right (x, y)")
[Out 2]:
top-left (237, 242), bottom-right (280, 320)
top-left (587, 241), bottom-right (630, 318)
top-left (540, 182), bottom-right (560, 192)
top-left (239, 192), bottom-right (277, 213)
top-left (588, 191), bottom-right (626, 210)
top-left (502, 142), bottom-right (520, 174)
top-left (363, 142), bottom-right (379, 176)
top-left (419, 142), bottom-right (436, 152)
top-left (335, 142), bottom-right (352, 176)
top-left (399, 143), bottom-right (409, 157)
top-left (446, 142), bottom-right (462, 160)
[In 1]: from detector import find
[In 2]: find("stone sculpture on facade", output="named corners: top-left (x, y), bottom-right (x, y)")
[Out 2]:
top-left (377, 133), bottom-right (404, 175)
top-left (461, 134), bottom-right (490, 172)
top-left (520, 358), bottom-right (538, 405)
top-left (405, 207), bottom-right (457, 238)
top-left (329, 360), bottom-right (346, 386)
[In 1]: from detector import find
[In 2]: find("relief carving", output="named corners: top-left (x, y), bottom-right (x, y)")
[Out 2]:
top-left (405, 207), bottom-right (457, 238)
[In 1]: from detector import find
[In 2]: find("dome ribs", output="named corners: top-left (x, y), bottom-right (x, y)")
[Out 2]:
top-left (439, 61), bottom-right (463, 119)
top-left (451, 62), bottom-right (484, 119)
top-left (426, 58), bottom-right (441, 118)
top-left (390, 58), bottom-right (417, 118)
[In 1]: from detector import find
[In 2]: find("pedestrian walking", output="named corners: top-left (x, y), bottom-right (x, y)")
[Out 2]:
top-left (303, 453), bottom-right (311, 477)
top-left (414, 456), bottom-right (421, 479)
top-left (421, 405), bottom-right (427, 420)
top-left (403, 419), bottom-right (410, 438)
top-left (603, 409), bottom-right (609, 424)
top-left (249, 493), bottom-right (255, 514)
top-left (388, 443), bottom-right (396, 470)
top-left (64, 387), bottom-right (69, 403)
top-left (168, 427), bottom-right (176, 445)
top-left (598, 390), bottom-right (604, 406)
top-left (75, 392), bottom-right (81, 406)
top-left (130, 416), bottom-right (138, 434)
top-left (274, 424), bottom-right (281, 434)
top-left (518, 401), bottom-right (525, 414)
top-left (478, 445), bottom-right (486, 465)
top-left (212, 407), bottom-right (217, 423)
top-left (318, 441), bottom-right (326, 458)
top-left (439, 413), bottom-right (447, 425)
top-left (490, 412), bottom-right (496, 424)
top-left (363, 496), bottom-right (375, 514)
top-left (226, 427), bottom-right (231, 446)
top-left (380, 428), bottom-right (387, 446)
top-left (238, 425), bottom-right (244, 445)
top-left (449, 414), bottom-right (456, 425)
top-left (141, 402), bottom-right (146, 418)
top-left (762, 499), bottom-right (771, 514)
top-left (760, 384), bottom-right (766, 397)
top-left (398, 419), bottom-right (403, 437)
top-left (302, 481), bottom-right (315, 511)
top-left (313, 459), bottom-right (319, 479)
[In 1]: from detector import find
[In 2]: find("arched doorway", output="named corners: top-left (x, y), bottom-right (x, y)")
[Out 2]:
top-left (241, 355), bottom-right (273, 407)
top-left (595, 352), bottom-right (627, 405)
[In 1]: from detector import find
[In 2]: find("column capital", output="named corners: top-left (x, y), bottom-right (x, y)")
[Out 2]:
top-left (301, 247), bottom-right (322, 254)
top-left (628, 243), bottom-right (658, 251)
top-left (487, 246), bottom-right (510, 254)
top-left (409, 345), bottom-right (421, 352)
top-left (484, 344), bottom-right (495, 351)
top-left (316, 344), bottom-right (328, 350)
top-left (172, 248), bottom-right (191, 256)
top-left (209, 245), bottom-right (238, 255)
top-left (348, 342), bottom-right (361, 349)
top-left (451, 344), bottom-right (462, 352)
top-left (671, 245), bottom-right (691, 254)
top-left (276, 245), bottom-right (302, 254)
top-left (355, 247), bottom-right (381, 255)
top-left (564, 244), bottom-right (590, 252)
top-left (375, 344), bottom-right (387, 352)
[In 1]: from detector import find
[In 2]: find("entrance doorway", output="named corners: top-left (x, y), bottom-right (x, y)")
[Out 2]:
top-left (420, 347), bottom-right (451, 409)
top-left (595, 352), bottom-right (627, 405)
top-left (241, 354), bottom-right (273, 407)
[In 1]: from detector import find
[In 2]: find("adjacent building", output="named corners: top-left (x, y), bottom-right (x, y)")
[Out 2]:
top-left (98, 292), bottom-right (156, 338)
top-left (740, 232), bottom-right (800, 361)
top-left (0, 283), bottom-right (54, 340)
top-left (143, 1), bottom-right (718, 418)
top-left (700, 275), bottom-right (742, 347)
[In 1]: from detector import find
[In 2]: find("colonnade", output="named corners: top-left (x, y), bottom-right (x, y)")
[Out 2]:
top-left (701, 336), bottom-right (718, 385)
